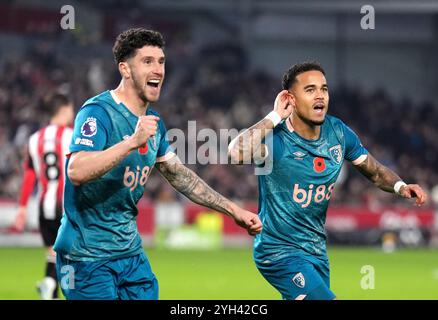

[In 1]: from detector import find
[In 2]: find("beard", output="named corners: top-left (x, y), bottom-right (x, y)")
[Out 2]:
top-left (296, 111), bottom-right (326, 126)
top-left (308, 118), bottom-right (325, 126)
top-left (132, 74), bottom-right (149, 104)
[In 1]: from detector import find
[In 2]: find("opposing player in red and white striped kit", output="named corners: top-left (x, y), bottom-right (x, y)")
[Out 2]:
top-left (13, 93), bottom-right (74, 299)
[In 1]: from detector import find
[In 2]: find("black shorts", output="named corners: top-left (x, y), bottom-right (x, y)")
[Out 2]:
top-left (39, 204), bottom-right (62, 247)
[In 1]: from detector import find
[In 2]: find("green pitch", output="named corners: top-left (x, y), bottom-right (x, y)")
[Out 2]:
top-left (0, 247), bottom-right (437, 299)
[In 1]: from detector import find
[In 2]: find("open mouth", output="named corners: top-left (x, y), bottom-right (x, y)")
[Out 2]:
top-left (313, 103), bottom-right (325, 113)
top-left (146, 79), bottom-right (160, 88)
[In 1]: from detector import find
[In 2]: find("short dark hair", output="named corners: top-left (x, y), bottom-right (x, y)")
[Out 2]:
top-left (282, 61), bottom-right (326, 90)
top-left (44, 93), bottom-right (72, 117)
top-left (112, 28), bottom-right (165, 64)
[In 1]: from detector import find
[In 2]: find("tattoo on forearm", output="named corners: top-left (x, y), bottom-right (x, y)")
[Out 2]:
top-left (355, 154), bottom-right (402, 193)
top-left (230, 118), bottom-right (273, 163)
top-left (156, 160), bottom-right (234, 216)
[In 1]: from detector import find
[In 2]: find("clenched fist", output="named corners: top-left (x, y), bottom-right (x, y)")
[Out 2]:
top-left (129, 115), bottom-right (160, 150)
top-left (232, 207), bottom-right (263, 236)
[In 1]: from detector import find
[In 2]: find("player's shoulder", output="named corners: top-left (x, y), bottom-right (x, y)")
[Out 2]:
top-left (29, 124), bottom-right (53, 140)
top-left (270, 120), bottom-right (291, 148)
top-left (77, 92), bottom-right (113, 122)
top-left (325, 114), bottom-right (350, 133)
top-left (28, 129), bottom-right (41, 144)
top-left (274, 120), bottom-right (288, 136)
top-left (325, 114), bottom-right (344, 126)
top-left (267, 121), bottom-right (286, 149)
top-left (82, 90), bottom-right (113, 107)
top-left (78, 91), bottom-right (114, 116)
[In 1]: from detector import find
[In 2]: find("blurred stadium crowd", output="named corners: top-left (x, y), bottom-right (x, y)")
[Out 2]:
top-left (0, 39), bottom-right (437, 208)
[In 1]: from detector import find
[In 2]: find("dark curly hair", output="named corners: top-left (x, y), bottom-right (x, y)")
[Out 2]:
top-left (282, 61), bottom-right (326, 90)
top-left (112, 28), bottom-right (165, 64)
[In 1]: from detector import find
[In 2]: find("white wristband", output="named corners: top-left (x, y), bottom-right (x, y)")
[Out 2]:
top-left (265, 111), bottom-right (282, 127)
top-left (394, 181), bottom-right (407, 195)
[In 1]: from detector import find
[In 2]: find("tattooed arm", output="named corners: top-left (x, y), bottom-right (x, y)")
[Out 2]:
top-left (354, 153), bottom-right (427, 205)
top-left (155, 156), bottom-right (262, 234)
top-left (228, 118), bottom-right (272, 165)
top-left (228, 90), bottom-right (294, 164)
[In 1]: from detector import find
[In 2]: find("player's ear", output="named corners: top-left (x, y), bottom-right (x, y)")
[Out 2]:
top-left (287, 91), bottom-right (296, 107)
top-left (119, 62), bottom-right (131, 79)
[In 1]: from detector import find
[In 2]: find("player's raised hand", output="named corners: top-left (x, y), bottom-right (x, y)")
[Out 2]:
top-left (274, 90), bottom-right (295, 120)
top-left (232, 207), bottom-right (262, 236)
top-left (399, 184), bottom-right (428, 206)
top-left (130, 115), bottom-right (160, 149)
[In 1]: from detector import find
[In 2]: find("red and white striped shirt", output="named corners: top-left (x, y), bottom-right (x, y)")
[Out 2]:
top-left (20, 125), bottom-right (72, 220)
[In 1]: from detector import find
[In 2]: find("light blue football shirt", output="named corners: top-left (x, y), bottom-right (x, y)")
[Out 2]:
top-left (54, 91), bottom-right (172, 261)
top-left (254, 115), bottom-right (368, 263)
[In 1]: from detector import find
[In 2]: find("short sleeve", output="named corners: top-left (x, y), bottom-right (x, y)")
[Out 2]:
top-left (343, 124), bottom-right (368, 164)
top-left (69, 105), bottom-right (112, 153)
top-left (156, 118), bottom-right (174, 162)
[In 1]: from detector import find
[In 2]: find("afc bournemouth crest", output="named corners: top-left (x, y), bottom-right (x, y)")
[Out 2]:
top-left (329, 144), bottom-right (342, 164)
top-left (292, 272), bottom-right (306, 288)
